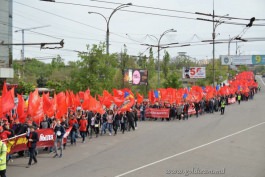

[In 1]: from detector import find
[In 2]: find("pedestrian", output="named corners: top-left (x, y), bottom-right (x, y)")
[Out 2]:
top-left (220, 99), bottom-right (226, 115)
top-left (237, 93), bottom-right (241, 105)
top-left (133, 108), bottom-right (138, 128)
top-left (126, 109), bottom-right (135, 131)
top-left (100, 111), bottom-right (107, 136)
top-left (53, 119), bottom-right (65, 158)
top-left (194, 102), bottom-right (200, 118)
top-left (183, 102), bottom-right (189, 120)
top-left (0, 139), bottom-right (7, 177)
top-left (140, 103), bottom-right (146, 121)
top-left (113, 111), bottom-right (120, 135)
top-left (107, 110), bottom-right (114, 136)
top-left (94, 113), bottom-right (100, 138)
top-left (79, 115), bottom-right (88, 143)
top-left (120, 112), bottom-right (127, 134)
top-left (26, 126), bottom-right (38, 168)
top-left (89, 113), bottom-right (96, 138)
top-left (68, 115), bottom-right (78, 145)
top-left (60, 117), bottom-right (69, 149)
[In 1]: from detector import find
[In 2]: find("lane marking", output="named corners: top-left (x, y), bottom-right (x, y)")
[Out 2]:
top-left (115, 121), bottom-right (265, 177)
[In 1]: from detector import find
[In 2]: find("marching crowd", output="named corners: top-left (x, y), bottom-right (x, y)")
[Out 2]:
top-left (0, 85), bottom-right (259, 176)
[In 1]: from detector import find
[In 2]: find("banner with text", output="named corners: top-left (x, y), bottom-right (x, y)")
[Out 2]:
top-left (6, 127), bottom-right (71, 154)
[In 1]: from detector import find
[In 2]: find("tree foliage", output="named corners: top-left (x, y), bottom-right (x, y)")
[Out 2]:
top-left (10, 43), bottom-right (251, 96)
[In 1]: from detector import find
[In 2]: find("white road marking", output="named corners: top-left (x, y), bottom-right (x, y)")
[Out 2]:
top-left (115, 121), bottom-right (265, 177)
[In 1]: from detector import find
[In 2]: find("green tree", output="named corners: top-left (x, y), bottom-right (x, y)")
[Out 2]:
top-left (69, 44), bottom-right (117, 95)
top-left (51, 55), bottom-right (65, 69)
top-left (161, 51), bottom-right (170, 78)
top-left (163, 72), bottom-right (182, 88)
top-left (16, 80), bottom-right (35, 95)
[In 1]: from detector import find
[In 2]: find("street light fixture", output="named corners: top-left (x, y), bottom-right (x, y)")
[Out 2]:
top-left (157, 29), bottom-right (177, 88)
top-left (142, 29), bottom-right (177, 88)
top-left (88, 3), bottom-right (132, 55)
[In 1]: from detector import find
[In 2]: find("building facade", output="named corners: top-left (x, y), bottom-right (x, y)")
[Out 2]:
top-left (0, 0), bottom-right (13, 68)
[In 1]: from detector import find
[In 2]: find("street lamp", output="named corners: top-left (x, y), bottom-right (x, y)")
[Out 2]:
top-left (143, 29), bottom-right (177, 88)
top-left (157, 29), bottom-right (177, 88)
top-left (88, 3), bottom-right (132, 55)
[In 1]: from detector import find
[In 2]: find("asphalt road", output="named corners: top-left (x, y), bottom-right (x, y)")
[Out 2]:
top-left (8, 76), bottom-right (265, 177)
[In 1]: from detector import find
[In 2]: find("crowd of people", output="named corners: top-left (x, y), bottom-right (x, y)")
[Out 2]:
top-left (138, 88), bottom-right (258, 121)
top-left (0, 85), bottom-right (259, 176)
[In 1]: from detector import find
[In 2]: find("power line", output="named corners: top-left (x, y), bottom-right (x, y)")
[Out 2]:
top-left (14, 1), bottom-right (143, 43)
top-left (89, 0), bottom-right (195, 15)
top-left (41, 0), bottom-right (265, 24)
top-left (90, 0), bottom-right (265, 22)
top-left (47, 1), bottom-right (197, 20)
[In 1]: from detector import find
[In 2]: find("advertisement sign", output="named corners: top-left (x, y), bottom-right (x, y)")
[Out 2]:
top-left (252, 55), bottom-right (265, 65)
top-left (220, 55), bottom-right (265, 65)
top-left (124, 69), bottom-right (148, 85)
top-left (182, 67), bottom-right (206, 79)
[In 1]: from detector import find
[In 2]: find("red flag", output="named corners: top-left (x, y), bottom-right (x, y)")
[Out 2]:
top-left (136, 93), bottom-right (143, 104)
top-left (100, 90), bottom-right (113, 108)
top-left (43, 93), bottom-right (56, 117)
top-left (120, 97), bottom-right (135, 112)
top-left (74, 93), bottom-right (81, 108)
top-left (56, 92), bottom-right (67, 119)
top-left (0, 97), bottom-right (2, 118)
top-left (2, 81), bottom-right (7, 96)
top-left (113, 89), bottom-right (124, 98)
top-left (113, 97), bottom-right (124, 107)
top-left (2, 88), bottom-right (15, 113)
top-left (79, 91), bottom-right (85, 101)
top-left (32, 96), bottom-right (44, 124)
top-left (27, 90), bottom-right (39, 117)
top-left (82, 90), bottom-right (90, 110)
top-left (17, 94), bottom-right (26, 123)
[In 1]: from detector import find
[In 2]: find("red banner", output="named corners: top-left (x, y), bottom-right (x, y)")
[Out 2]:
top-left (137, 106), bottom-right (200, 119)
top-left (6, 127), bottom-right (72, 155)
top-left (145, 108), bottom-right (170, 119)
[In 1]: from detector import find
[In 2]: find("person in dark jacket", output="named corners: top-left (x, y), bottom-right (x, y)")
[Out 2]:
top-left (194, 102), bottom-right (200, 118)
top-left (126, 110), bottom-right (135, 131)
top-left (120, 112), bottom-right (127, 134)
top-left (183, 102), bottom-right (189, 120)
top-left (26, 126), bottom-right (38, 168)
top-left (113, 112), bottom-right (120, 135)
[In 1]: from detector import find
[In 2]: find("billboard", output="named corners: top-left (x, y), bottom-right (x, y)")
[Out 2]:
top-left (182, 67), bottom-right (206, 79)
top-left (220, 55), bottom-right (265, 65)
top-left (124, 69), bottom-right (148, 85)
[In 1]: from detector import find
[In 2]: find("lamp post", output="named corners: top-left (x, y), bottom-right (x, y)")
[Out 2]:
top-left (143, 29), bottom-right (177, 88)
top-left (88, 3), bottom-right (132, 55)
top-left (157, 29), bottom-right (177, 88)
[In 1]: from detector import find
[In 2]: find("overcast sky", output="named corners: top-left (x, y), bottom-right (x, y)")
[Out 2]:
top-left (12, 0), bottom-right (265, 63)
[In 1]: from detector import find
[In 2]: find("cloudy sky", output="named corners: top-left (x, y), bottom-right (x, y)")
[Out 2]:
top-left (12, 0), bottom-right (265, 63)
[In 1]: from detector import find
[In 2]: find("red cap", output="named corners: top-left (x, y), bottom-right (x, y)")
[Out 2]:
top-left (2, 117), bottom-right (8, 121)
